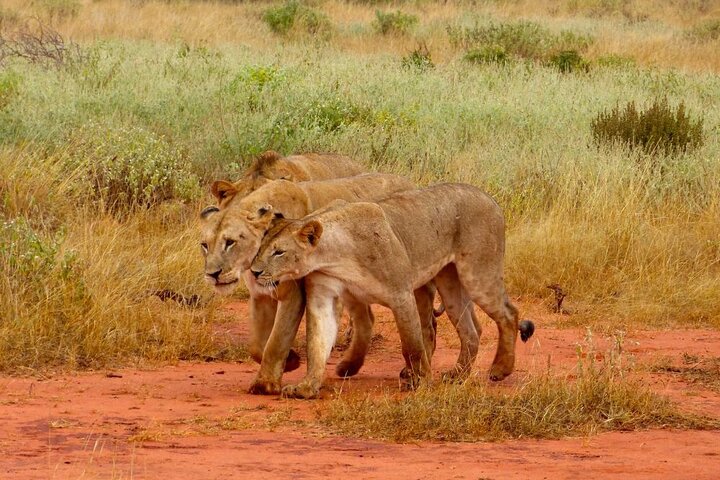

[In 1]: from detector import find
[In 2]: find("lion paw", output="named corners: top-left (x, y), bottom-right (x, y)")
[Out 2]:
top-left (336, 359), bottom-right (363, 378)
top-left (441, 366), bottom-right (471, 383)
top-left (281, 382), bottom-right (320, 400)
top-left (283, 349), bottom-right (301, 373)
top-left (248, 378), bottom-right (282, 395)
top-left (488, 363), bottom-right (513, 382)
top-left (398, 367), bottom-right (421, 391)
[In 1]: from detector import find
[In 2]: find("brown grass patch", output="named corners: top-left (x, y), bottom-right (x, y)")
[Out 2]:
top-left (322, 359), bottom-right (718, 442)
top-left (650, 353), bottom-right (720, 392)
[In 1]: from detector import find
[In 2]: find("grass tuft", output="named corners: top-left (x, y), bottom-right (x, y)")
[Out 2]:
top-left (323, 356), bottom-right (718, 442)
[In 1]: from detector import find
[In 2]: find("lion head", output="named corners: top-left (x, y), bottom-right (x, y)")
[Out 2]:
top-left (199, 184), bottom-right (279, 294)
top-left (250, 219), bottom-right (323, 288)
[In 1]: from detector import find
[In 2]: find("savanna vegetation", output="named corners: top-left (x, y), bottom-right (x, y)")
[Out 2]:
top-left (0, 0), bottom-right (718, 378)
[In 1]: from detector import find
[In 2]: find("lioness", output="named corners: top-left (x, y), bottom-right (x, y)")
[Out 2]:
top-left (220, 150), bottom-right (365, 204)
top-left (207, 150), bottom-right (365, 375)
top-left (201, 174), bottom-right (437, 395)
top-left (251, 183), bottom-right (535, 398)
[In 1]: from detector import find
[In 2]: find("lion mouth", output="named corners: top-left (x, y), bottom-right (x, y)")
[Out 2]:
top-left (256, 278), bottom-right (278, 288)
top-left (215, 279), bottom-right (239, 287)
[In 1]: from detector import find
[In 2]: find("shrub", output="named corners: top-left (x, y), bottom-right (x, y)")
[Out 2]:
top-left (591, 99), bottom-right (704, 155)
top-left (262, 1), bottom-right (332, 36)
top-left (0, 71), bottom-right (21, 110)
top-left (373, 10), bottom-right (418, 35)
top-left (548, 49), bottom-right (590, 73)
top-left (685, 19), bottom-right (720, 42)
top-left (448, 20), bottom-right (592, 62)
top-left (596, 53), bottom-right (636, 68)
top-left (401, 44), bottom-right (434, 72)
top-left (464, 45), bottom-right (508, 65)
top-left (70, 123), bottom-right (201, 213)
top-left (0, 218), bottom-right (80, 300)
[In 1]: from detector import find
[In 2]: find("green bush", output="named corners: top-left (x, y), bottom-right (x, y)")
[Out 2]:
top-left (448, 20), bottom-right (592, 62)
top-left (548, 50), bottom-right (590, 73)
top-left (596, 53), bottom-right (636, 68)
top-left (262, 1), bottom-right (332, 36)
top-left (685, 19), bottom-right (720, 42)
top-left (402, 45), bottom-right (434, 72)
top-left (0, 72), bottom-right (21, 110)
top-left (69, 123), bottom-right (201, 213)
top-left (464, 45), bottom-right (508, 65)
top-left (591, 99), bottom-right (704, 155)
top-left (0, 218), bottom-right (82, 303)
top-left (374, 10), bottom-right (418, 35)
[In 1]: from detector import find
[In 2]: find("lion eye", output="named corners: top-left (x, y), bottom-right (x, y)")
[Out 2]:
top-left (200, 242), bottom-right (208, 252)
top-left (272, 249), bottom-right (285, 257)
top-left (225, 239), bottom-right (235, 251)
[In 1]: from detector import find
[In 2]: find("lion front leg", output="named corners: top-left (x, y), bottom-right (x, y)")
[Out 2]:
top-left (283, 286), bottom-right (339, 400)
top-left (249, 281), bottom-right (305, 395)
top-left (391, 295), bottom-right (432, 391)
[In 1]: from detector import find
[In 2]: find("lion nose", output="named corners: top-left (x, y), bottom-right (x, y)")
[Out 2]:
top-left (208, 269), bottom-right (222, 280)
top-left (251, 269), bottom-right (263, 279)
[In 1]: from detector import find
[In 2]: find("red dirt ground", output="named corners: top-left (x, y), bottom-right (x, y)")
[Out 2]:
top-left (2, 301), bottom-right (720, 479)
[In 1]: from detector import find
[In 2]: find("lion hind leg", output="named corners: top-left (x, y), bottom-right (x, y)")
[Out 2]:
top-left (434, 264), bottom-right (480, 380)
top-left (456, 262), bottom-right (518, 381)
top-left (336, 300), bottom-right (374, 378)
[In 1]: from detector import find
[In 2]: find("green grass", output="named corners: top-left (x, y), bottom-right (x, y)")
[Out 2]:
top-left (0, 6), bottom-right (719, 370)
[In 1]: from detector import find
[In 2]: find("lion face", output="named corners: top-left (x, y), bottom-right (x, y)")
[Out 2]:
top-left (250, 220), bottom-right (323, 288)
top-left (199, 205), bottom-right (274, 295)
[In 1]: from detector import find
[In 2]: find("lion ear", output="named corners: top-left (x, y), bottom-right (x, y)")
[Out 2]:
top-left (246, 203), bottom-right (273, 222)
top-left (297, 220), bottom-right (323, 247)
top-left (200, 206), bottom-right (220, 219)
top-left (211, 180), bottom-right (239, 204)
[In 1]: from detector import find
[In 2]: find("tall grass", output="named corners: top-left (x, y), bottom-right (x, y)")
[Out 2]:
top-left (0, 1), bottom-right (718, 370)
top-left (0, 147), bottom-right (245, 371)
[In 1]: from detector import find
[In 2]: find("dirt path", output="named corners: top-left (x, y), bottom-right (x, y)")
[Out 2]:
top-left (2, 301), bottom-right (720, 479)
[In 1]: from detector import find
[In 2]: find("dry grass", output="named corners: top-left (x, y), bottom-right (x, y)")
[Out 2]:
top-left (322, 355), bottom-right (719, 442)
top-left (0, 146), bottom-right (247, 371)
top-left (1, 0), bottom-right (720, 72)
top-left (650, 353), bottom-right (720, 392)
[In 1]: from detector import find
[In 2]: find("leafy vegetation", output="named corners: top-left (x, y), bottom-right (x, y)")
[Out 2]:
top-left (373, 10), bottom-right (418, 35)
top-left (591, 99), bottom-right (704, 155)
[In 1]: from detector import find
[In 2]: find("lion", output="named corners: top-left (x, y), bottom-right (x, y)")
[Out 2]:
top-left (205, 149), bottom-right (366, 376)
top-left (200, 173), bottom-right (438, 395)
top-left (251, 183), bottom-right (535, 398)
top-left (217, 150), bottom-right (365, 205)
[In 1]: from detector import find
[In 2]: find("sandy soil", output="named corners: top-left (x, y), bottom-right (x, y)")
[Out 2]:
top-left (2, 301), bottom-right (720, 479)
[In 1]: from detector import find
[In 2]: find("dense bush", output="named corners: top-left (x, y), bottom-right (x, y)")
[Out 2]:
top-left (548, 50), bottom-right (590, 73)
top-left (591, 99), bottom-right (704, 155)
top-left (262, 1), bottom-right (332, 36)
top-left (464, 45), bottom-right (508, 65)
top-left (0, 218), bottom-right (80, 300)
top-left (0, 71), bottom-right (21, 110)
top-left (69, 123), bottom-right (201, 213)
top-left (373, 10), bottom-right (418, 35)
top-left (448, 20), bottom-right (592, 62)
top-left (402, 44), bottom-right (434, 72)
top-left (685, 19), bottom-right (720, 42)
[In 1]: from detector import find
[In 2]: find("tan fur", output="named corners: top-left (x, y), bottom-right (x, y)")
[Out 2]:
top-left (200, 173), bottom-right (437, 395)
top-left (228, 151), bottom-right (365, 202)
top-left (252, 183), bottom-right (533, 397)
